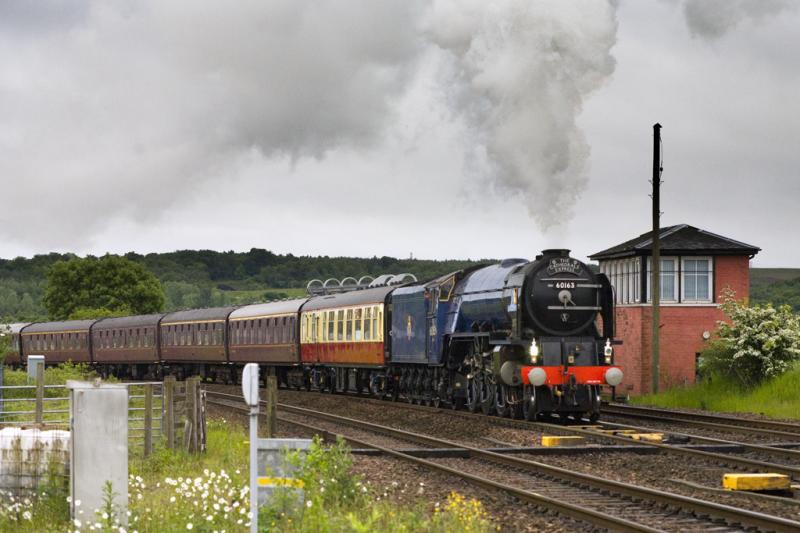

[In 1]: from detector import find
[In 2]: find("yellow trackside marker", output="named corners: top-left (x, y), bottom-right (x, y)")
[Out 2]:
top-left (722, 473), bottom-right (790, 491)
top-left (257, 477), bottom-right (305, 489)
top-left (628, 433), bottom-right (664, 442)
top-left (541, 436), bottom-right (584, 447)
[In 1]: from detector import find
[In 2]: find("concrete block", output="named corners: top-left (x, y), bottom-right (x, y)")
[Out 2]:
top-left (628, 433), bottom-right (664, 442)
top-left (541, 436), bottom-right (584, 447)
top-left (722, 473), bottom-right (790, 491)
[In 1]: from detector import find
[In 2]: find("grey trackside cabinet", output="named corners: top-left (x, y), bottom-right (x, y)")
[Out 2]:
top-left (26, 355), bottom-right (44, 380)
top-left (67, 381), bottom-right (128, 524)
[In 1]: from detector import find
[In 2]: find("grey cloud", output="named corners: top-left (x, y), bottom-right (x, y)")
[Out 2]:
top-left (0, 0), bottom-right (621, 250)
top-left (681, 0), bottom-right (794, 39)
top-left (0, 1), bottom-right (424, 248)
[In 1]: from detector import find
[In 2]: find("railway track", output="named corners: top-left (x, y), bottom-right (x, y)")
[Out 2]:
top-left (603, 403), bottom-right (800, 439)
top-left (205, 389), bottom-right (800, 532)
top-left (206, 385), bottom-right (800, 478)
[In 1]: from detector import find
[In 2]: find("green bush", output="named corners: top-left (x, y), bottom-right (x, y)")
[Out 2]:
top-left (699, 291), bottom-right (800, 388)
top-left (263, 436), bottom-right (494, 533)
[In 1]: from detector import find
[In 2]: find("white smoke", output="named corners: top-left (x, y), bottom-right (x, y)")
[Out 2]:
top-left (423, 0), bottom-right (618, 229)
top-left (0, 0), bottom-right (620, 249)
top-left (681, 0), bottom-right (794, 39)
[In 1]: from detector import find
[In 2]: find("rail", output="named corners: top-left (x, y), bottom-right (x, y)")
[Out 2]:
top-left (603, 402), bottom-right (800, 437)
top-left (206, 390), bottom-right (800, 533)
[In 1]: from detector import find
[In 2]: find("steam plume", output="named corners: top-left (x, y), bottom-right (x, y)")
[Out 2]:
top-left (424, 0), bottom-right (618, 229)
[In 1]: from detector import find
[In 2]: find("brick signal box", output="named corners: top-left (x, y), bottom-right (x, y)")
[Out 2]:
top-left (589, 224), bottom-right (759, 395)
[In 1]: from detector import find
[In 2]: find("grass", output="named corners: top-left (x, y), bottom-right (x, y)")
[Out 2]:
top-left (1, 415), bottom-right (495, 533)
top-left (632, 364), bottom-right (800, 420)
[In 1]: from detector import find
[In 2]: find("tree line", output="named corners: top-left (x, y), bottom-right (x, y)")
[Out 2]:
top-left (0, 249), bottom-right (489, 322)
top-left (1, 249), bottom-right (796, 323)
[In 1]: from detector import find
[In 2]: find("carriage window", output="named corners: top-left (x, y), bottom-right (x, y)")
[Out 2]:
top-left (364, 307), bottom-right (372, 341)
top-left (354, 308), bottom-right (363, 341)
top-left (334, 310), bottom-right (342, 341)
top-left (377, 308), bottom-right (383, 341)
top-left (345, 309), bottom-right (353, 341)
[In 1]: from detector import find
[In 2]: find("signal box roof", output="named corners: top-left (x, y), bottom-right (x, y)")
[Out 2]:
top-left (589, 224), bottom-right (760, 261)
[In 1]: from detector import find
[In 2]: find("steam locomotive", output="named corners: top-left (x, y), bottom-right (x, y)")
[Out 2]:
top-left (6, 249), bottom-right (622, 421)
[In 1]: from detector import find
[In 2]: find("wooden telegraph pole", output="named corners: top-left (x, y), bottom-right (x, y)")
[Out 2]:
top-left (651, 123), bottom-right (662, 394)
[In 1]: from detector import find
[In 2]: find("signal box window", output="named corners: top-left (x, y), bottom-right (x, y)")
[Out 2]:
top-left (683, 258), bottom-right (712, 302)
top-left (647, 257), bottom-right (678, 302)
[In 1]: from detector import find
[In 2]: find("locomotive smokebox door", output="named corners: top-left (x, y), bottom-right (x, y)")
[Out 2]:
top-left (524, 249), bottom-right (602, 337)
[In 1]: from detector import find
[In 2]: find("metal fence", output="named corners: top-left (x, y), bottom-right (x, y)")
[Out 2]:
top-left (0, 365), bottom-right (207, 496)
top-left (0, 366), bottom-right (164, 456)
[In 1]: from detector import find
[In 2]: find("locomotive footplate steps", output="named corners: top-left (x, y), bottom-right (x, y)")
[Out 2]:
top-left (723, 473), bottom-right (791, 492)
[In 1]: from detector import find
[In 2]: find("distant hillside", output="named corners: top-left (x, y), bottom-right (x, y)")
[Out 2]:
top-left (0, 249), bottom-right (489, 322)
top-left (750, 268), bottom-right (800, 311)
top-left (750, 268), bottom-right (800, 287)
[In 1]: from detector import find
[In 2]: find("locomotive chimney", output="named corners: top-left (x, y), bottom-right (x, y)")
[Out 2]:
top-left (540, 249), bottom-right (571, 258)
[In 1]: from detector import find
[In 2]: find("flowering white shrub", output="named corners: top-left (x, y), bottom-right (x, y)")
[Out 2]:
top-left (130, 469), bottom-right (250, 532)
top-left (701, 290), bottom-right (800, 387)
top-left (0, 490), bottom-right (34, 523)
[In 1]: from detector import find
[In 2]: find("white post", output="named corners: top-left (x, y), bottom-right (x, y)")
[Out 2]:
top-left (242, 364), bottom-right (260, 533)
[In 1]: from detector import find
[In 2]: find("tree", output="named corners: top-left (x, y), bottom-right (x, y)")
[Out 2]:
top-left (699, 290), bottom-right (800, 388)
top-left (43, 255), bottom-right (165, 320)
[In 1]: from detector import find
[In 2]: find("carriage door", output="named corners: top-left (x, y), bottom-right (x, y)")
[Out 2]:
top-left (311, 312), bottom-right (319, 363)
top-left (426, 288), bottom-right (439, 361)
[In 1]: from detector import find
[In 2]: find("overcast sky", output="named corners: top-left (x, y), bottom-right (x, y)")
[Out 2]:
top-left (1, 0), bottom-right (798, 267)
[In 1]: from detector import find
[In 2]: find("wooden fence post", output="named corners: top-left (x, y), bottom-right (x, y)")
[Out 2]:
top-left (185, 377), bottom-right (197, 452)
top-left (265, 375), bottom-right (277, 438)
top-left (144, 384), bottom-right (153, 457)
top-left (164, 375), bottom-right (175, 449)
top-left (35, 363), bottom-right (44, 425)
